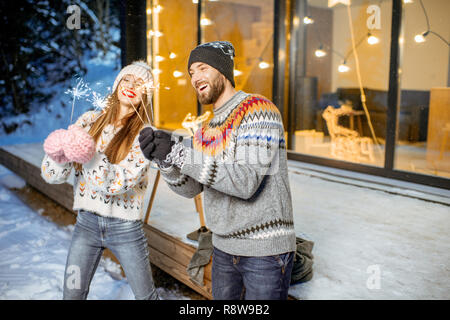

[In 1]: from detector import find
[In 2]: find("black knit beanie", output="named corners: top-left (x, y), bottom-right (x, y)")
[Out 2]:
top-left (188, 41), bottom-right (235, 87)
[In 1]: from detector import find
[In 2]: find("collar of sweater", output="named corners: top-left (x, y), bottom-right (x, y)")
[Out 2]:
top-left (210, 90), bottom-right (249, 124)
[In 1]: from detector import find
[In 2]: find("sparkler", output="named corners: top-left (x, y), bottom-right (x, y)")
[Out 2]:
top-left (65, 77), bottom-right (91, 125)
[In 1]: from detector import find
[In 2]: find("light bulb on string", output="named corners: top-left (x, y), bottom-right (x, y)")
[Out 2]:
top-left (155, 55), bottom-right (165, 62)
top-left (154, 5), bottom-right (163, 13)
top-left (315, 45), bottom-right (327, 58)
top-left (258, 61), bottom-right (270, 69)
top-left (303, 16), bottom-right (314, 25)
top-left (338, 61), bottom-right (350, 73)
top-left (173, 70), bottom-right (183, 78)
top-left (234, 69), bottom-right (242, 77)
top-left (201, 18), bottom-right (213, 26)
top-left (414, 31), bottom-right (428, 43)
top-left (367, 34), bottom-right (379, 45)
top-left (403, 0), bottom-right (413, 3)
top-left (169, 52), bottom-right (177, 59)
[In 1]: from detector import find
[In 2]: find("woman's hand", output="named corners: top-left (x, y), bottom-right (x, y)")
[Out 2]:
top-left (43, 129), bottom-right (70, 164)
top-left (43, 125), bottom-right (95, 164)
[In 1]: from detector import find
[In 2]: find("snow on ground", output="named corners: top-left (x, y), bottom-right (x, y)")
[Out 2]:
top-left (0, 165), bottom-right (191, 300)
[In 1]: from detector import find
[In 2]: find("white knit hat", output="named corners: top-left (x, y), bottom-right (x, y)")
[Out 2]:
top-left (112, 60), bottom-right (154, 97)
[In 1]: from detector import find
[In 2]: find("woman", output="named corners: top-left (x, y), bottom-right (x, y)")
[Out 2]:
top-left (41, 61), bottom-right (159, 300)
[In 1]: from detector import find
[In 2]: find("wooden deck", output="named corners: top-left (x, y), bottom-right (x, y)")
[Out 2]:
top-left (0, 144), bottom-right (212, 299)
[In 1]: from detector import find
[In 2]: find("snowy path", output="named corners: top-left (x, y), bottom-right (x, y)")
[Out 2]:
top-left (0, 165), bottom-right (190, 300)
top-left (0, 143), bottom-right (449, 299)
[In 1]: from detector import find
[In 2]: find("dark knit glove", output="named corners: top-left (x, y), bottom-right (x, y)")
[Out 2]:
top-left (139, 128), bottom-right (174, 162)
top-left (139, 127), bottom-right (156, 160)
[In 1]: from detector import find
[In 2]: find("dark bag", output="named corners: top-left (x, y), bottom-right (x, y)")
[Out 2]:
top-left (290, 236), bottom-right (314, 285)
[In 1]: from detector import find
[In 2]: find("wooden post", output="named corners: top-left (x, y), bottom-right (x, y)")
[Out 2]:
top-left (144, 170), bottom-right (160, 224)
top-left (194, 194), bottom-right (205, 227)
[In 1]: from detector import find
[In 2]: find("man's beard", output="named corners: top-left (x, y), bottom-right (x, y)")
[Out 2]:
top-left (196, 75), bottom-right (225, 105)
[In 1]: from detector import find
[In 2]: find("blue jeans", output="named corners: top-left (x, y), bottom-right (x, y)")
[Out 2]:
top-left (63, 210), bottom-right (159, 300)
top-left (212, 247), bottom-right (294, 300)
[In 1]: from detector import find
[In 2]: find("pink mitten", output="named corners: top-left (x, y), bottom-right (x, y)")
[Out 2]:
top-left (43, 129), bottom-right (70, 164)
top-left (64, 125), bottom-right (96, 164)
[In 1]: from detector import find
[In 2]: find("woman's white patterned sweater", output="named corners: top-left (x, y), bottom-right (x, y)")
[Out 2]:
top-left (41, 111), bottom-right (151, 221)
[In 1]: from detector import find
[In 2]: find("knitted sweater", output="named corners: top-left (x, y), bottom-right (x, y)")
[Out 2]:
top-left (41, 111), bottom-right (151, 221)
top-left (160, 91), bottom-right (296, 256)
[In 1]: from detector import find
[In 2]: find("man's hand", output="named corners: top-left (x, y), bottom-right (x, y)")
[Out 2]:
top-left (139, 127), bottom-right (174, 162)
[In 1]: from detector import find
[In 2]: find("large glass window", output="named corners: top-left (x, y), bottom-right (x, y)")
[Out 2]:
top-left (201, 0), bottom-right (274, 114)
top-left (146, 0), bottom-right (198, 130)
top-left (395, 0), bottom-right (450, 179)
top-left (289, 0), bottom-right (393, 167)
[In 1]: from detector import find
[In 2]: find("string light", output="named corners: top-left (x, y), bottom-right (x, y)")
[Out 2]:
top-left (258, 61), bottom-right (270, 69)
top-left (403, 0), bottom-right (414, 3)
top-left (173, 71), bottom-right (183, 78)
top-left (367, 34), bottom-right (379, 45)
top-left (414, 32), bottom-right (427, 43)
top-left (200, 18), bottom-right (213, 26)
top-left (234, 69), bottom-right (243, 77)
top-left (146, 8), bottom-right (152, 14)
top-left (338, 61), bottom-right (350, 73)
top-left (315, 45), bottom-right (327, 58)
top-left (169, 52), bottom-right (177, 59)
top-left (154, 5), bottom-right (163, 13)
top-left (414, 0), bottom-right (450, 46)
top-left (303, 16), bottom-right (314, 25)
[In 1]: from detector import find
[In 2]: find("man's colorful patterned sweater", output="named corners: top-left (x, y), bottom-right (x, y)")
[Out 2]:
top-left (41, 111), bottom-right (151, 221)
top-left (160, 91), bottom-right (296, 256)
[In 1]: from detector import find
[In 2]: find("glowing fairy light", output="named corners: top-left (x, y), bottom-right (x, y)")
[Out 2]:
top-left (173, 70), bottom-right (183, 78)
top-left (303, 16), bottom-right (314, 24)
top-left (367, 35), bottom-right (379, 45)
top-left (65, 77), bottom-right (91, 124)
top-left (234, 69), bottom-right (243, 76)
top-left (258, 61), bottom-right (270, 69)
top-left (155, 55), bottom-right (165, 62)
top-left (169, 52), bottom-right (177, 59)
top-left (338, 62), bottom-right (350, 73)
top-left (315, 48), bottom-right (327, 57)
top-left (200, 18), bottom-right (213, 26)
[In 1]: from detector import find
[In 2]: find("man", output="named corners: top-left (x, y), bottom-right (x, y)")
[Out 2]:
top-left (139, 41), bottom-right (296, 300)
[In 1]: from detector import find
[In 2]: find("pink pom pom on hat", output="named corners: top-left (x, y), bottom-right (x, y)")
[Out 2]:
top-left (64, 125), bottom-right (96, 164)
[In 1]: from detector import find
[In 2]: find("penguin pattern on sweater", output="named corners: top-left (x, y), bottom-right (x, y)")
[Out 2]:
top-left (41, 111), bottom-right (151, 221)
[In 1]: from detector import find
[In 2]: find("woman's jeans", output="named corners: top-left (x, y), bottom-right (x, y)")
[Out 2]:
top-left (63, 210), bottom-right (159, 300)
top-left (212, 247), bottom-right (294, 300)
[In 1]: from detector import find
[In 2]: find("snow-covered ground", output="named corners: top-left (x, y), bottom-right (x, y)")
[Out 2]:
top-left (0, 165), bottom-right (192, 300)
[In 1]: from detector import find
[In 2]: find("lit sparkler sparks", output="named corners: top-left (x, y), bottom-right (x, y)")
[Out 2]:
top-left (65, 77), bottom-right (91, 125)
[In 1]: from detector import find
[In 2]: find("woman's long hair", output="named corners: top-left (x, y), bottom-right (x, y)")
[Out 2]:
top-left (74, 85), bottom-right (151, 170)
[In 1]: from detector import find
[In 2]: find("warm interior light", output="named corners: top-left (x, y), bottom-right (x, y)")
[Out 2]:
top-left (155, 55), bottom-right (165, 62)
top-left (315, 49), bottom-right (327, 58)
top-left (414, 33), bottom-right (426, 43)
top-left (303, 16), bottom-right (314, 25)
top-left (403, 0), bottom-right (413, 3)
top-left (153, 69), bottom-right (162, 75)
top-left (154, 5), bottom-right (163, 13)
top-left (233, 69), bottom-right (242, 76)
top-left (200, 18), bottom-right (213, 26)
top-left (192, 0), bottom-right (198, 3)
top-left (173, 71), bottom-right (183, 78)
top-left (338, 63), bottom-right (350, 73)
top-left (146, 8), bottom-right (152, 14)
top-left (367, 35), bottom-right (379, 45)
top-left (258, 61), bottom-right (270, 69)
top-left (169, 52), bottom-right (177, 59)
